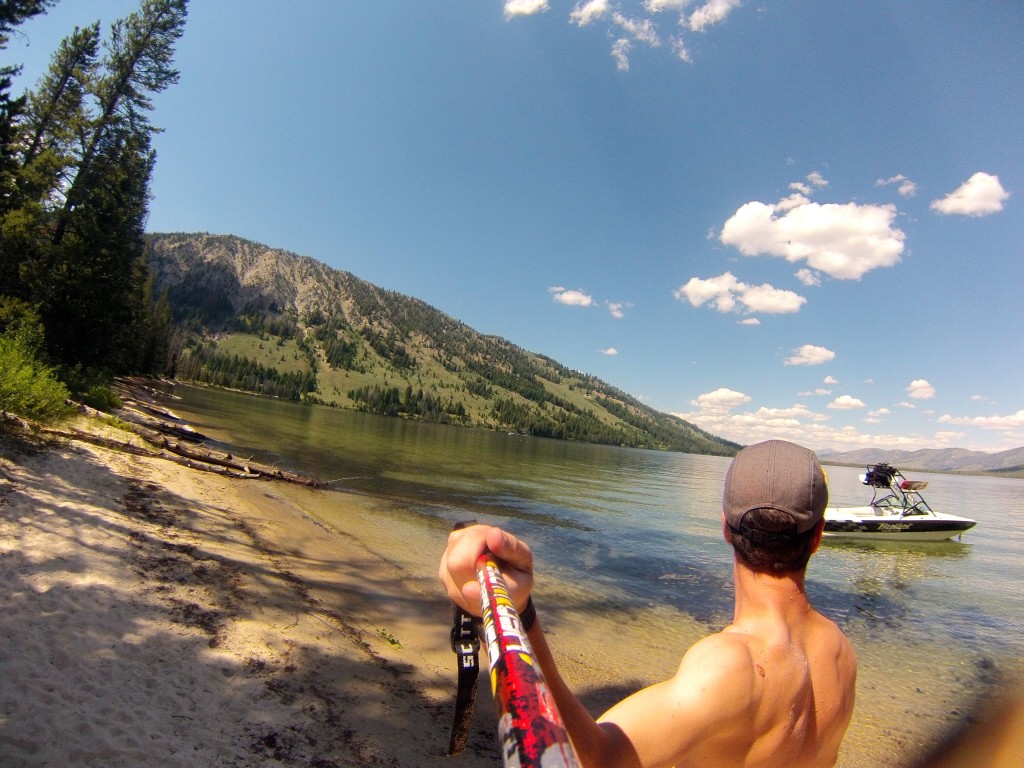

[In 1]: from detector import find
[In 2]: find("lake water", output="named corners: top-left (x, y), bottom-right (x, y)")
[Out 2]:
top-left (155, 384), bottom-right (1024, 766)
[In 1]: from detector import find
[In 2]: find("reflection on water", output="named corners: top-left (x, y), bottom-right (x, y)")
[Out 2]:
top-left (157, 384), bottom-right (1024, 768)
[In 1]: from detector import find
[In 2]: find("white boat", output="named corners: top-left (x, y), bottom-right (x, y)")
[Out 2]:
top-left (823, 463), bottom-right (976, 541)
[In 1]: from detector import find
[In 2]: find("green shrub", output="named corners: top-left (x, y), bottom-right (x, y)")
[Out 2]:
top-left (80, 385), bottom-right (122, 412)
top-left (0, 336), bottom-right (73, 423)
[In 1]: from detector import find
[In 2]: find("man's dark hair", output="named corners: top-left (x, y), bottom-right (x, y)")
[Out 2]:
top-left (726, 507), bottom-right (818, 574)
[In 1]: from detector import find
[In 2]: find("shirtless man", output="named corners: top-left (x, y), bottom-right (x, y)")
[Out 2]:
top-left (439, 439), bottom-right (857, 768)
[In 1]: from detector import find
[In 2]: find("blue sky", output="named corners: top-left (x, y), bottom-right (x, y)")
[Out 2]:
top-left (11, 1), bottom-right (1023, 453)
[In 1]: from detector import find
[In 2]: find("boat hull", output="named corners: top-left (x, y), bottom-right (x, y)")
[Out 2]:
top-left (823, 507), bottom-right (976, 541)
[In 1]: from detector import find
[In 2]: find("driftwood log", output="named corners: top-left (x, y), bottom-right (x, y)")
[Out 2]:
top-left (64, 378), bottom-right (328, 489)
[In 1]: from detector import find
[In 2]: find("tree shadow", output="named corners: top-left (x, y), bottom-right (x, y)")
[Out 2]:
top-left (0, 444), bottom-right (503, 766)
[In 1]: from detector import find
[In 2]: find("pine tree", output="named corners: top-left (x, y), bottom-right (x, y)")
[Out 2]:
top-left (0, 0), bottom-right (188, 373)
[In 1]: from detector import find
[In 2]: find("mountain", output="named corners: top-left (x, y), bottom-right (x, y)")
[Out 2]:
top-left (145, 233), bottom-right (741, 456)
top-left (818, 446), bottom-right (1024, 475)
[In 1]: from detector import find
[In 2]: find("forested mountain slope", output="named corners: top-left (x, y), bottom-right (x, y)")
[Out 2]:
top-left (146, 233), bottom-right (740, 456)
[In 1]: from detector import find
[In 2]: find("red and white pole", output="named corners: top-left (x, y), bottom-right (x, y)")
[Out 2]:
top-left (475, 552), bottom-right (581, 768)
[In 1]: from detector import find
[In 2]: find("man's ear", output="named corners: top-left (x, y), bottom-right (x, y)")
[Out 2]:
top-left (810, 517), bottom-right (826, 554)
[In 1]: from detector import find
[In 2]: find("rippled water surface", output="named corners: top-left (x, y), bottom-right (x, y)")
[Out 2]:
top-left (158, 385), bottom-right (1024, 766)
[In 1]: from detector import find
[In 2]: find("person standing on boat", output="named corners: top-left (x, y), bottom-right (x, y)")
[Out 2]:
top-left (439, 439), bottom-right (857, 768)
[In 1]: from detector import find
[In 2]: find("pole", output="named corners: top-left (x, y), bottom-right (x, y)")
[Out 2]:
top-left (475, 552), bottom-right (581, 768)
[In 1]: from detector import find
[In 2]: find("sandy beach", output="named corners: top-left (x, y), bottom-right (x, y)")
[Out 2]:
top-left (0, 415), bottom-right (507, 767)
top-left (2, 409), bottom-right (1021, 768)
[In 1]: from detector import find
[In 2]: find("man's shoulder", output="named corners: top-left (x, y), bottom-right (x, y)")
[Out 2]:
top-left (671, 630), bottom-right (761, 705)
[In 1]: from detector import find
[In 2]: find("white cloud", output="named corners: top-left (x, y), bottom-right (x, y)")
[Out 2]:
top-left (776, 193), bottom-right (811, 212)
top-left (876, 174), bottom-right (918, 197)
top-left (504, 0), bottom-right (549, 19)
top-left (906, 379), bottom-right (935, 400)
top-left (828, 395), bottom-right (866, 410)
top-left (673, 388), bottom-right (994, 451)
top-left (789, 182), bottom-right (811, 195)
top-left (896, 401), bottom-right (916, 409)
top-left (823, 376), bottom-right (839, 385)
top-left (549, 286), bottom-right (594, 307)
top-left (739, 317), bottom-right (760, 326)
top-left (795, 268), bottom-right (820, 287)
top-left (674, 271), bottom-right (806, 314)
top-left (613, 12), bottom-right (661, 46)
top-left (931, 172), bottom-right (1010, 216)
top-left (938, 410), bottom-right (1024, 430)
top-left (691, 387), bottom-right (751, 411)
top-left (645, 0), bottom-right (689, 11)
top-left (670, 35), bottom-right (693, 63)
top-left (570, 0), bottom-right (610, 26)
top-left (600, 347), bottom-right (619, 356)
top-left (687, 0), bottom-right (742, 32)
top-left (611, 38), bottom-right (632, 70)
top-left (806, 171), bottom-right (828, 188)
top-left (720, 198), bottom-right (905, 280)
top-left (606, 301), bottom-right (631, 318)
top-left (784, 344), bottom-right (835, 366)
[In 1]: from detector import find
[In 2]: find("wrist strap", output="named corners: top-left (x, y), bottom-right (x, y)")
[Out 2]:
top-left (520, 597), bottom-right (537, 632)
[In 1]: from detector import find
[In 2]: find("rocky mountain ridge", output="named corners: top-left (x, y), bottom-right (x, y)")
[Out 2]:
top-left (145, 232), bottom-right (741, 456)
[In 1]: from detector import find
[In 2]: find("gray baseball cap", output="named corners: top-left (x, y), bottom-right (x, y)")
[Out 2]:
top-left (723, 440), bottom-right (828, 537)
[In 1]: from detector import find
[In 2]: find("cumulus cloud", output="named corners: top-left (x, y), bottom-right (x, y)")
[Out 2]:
top-left (931, 172), bottom-right (1010, 216)
top-left (570, 0), bottom-right (610, 26)
top-left (690, 387), bottom-right (751, 411)
top-left (906, 379), bottom-right (935, 400)
top-left (600, 347), bottom-right (619, 356)
top-left (806, 171), bottom-right (828, 188)
top-left (614, 12), bottom-right (661, 45)
top-left (876, 174), bottom-right (918, 197)
top-left (687, 0), bottom-right (742, 32)
top-left (795, 268), bottom-right (820, 287)
top-left (939, 410), bottom-right (1024, 430)
top-left (606, 301), bottom-right (631, 318)
top-left (611, 38), bottom-right (633, 70)
top-left (674, 272), bottom-right (806, 315)
top-left (828, 395), bottom-right (866, 410)
top-left (784, 344), bottom-right (835, 366)
top-left (504, 0), bottom-right (549, 19)
top-left (720, 197), bottom-right (906, 280)
top-left (823, 376), bottom-right (839, 385)
top-left (645, 0), bottom-right (689, 11)
top-left (739, 317), bottom-right (760, 326)
top-left (549, 286), bottom-right (594, 307)
top-left (673, 387), bottom-right (978, 450)
top-left (564, 0), bottom-right (746, 67)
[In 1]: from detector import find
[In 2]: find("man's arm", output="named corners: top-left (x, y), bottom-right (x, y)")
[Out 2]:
top-left (527, 619), bottom-right (756, 768)
top-left (438, 525), bottom-right (754, 768)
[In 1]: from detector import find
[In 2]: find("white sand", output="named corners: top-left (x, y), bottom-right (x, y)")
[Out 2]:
top-left (0, 419), bottom-right (500, 767)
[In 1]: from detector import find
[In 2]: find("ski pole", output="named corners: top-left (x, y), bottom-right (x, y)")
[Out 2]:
top-left (475, 552), bottom-right (581, 768)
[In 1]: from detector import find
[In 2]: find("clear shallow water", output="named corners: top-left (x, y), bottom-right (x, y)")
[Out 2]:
top-left (157, 384), bottom-right (1024, 765)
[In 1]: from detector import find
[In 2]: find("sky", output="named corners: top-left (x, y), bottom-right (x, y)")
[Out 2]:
top-left (9, 1), bottom-right (1023, 454)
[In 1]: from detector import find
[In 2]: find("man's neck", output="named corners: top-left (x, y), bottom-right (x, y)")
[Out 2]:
top-left (731, 560), bottom-right (813, 626)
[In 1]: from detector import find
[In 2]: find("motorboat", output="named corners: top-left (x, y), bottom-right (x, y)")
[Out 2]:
top-left (823, 463), bottom-right (976, 541)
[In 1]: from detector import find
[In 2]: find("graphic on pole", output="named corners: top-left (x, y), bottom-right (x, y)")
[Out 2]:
top-left (475, 553), bottom-right (580, 768)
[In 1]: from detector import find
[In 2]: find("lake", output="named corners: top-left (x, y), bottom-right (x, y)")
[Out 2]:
top-left (154, 384), bottom-right (1024, 767)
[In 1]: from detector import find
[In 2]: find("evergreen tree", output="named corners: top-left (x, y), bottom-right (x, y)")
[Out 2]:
top-left (0, 0), bottom-right (188, 373)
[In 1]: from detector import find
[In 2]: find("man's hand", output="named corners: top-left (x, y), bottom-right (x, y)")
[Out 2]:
top-left (438, 524), bottom-right (534, 615)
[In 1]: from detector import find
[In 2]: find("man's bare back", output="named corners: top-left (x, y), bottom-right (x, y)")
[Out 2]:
top-left (588, 564), bottom-right (856, 768)
top-left (438, 441), bottom-right (857, 768)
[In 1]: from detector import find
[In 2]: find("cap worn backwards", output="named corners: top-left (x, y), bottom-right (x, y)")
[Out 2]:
top-left (723, 440), bottom-right (829, 539)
